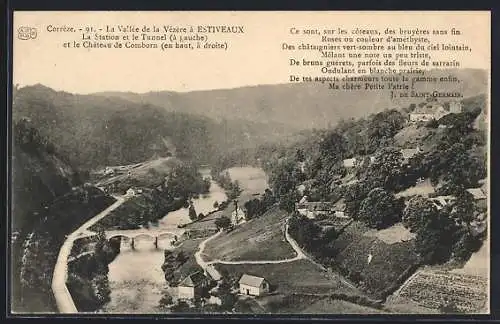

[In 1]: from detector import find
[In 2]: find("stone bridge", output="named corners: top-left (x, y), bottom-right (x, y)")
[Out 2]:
top-left (104, 227), bottom-right (186, 250)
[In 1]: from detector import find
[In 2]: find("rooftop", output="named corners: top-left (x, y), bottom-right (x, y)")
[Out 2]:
top-left (179, 271), bottom-right (206, 287)
top-left (466, 188), bottom-right (487, 200)
top-left (239, 274), bottom-right (266, 287)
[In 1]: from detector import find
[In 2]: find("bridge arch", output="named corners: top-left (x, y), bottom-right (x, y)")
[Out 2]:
top-left (107, 234), bottom-right (132, 240)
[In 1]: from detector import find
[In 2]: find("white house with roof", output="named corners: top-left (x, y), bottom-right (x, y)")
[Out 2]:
top-left (239, 274), bottom-right (270, 296)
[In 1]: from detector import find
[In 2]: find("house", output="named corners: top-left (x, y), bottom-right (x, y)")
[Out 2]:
top-left (401, 146), bottom-right (422, 161)
top-left (104, 166), bottom-right (115, 175)
top-left (466, 187), bottom-right (487, 210)
top-left (239, 274), bottom-right (270, 296)
top-left (204, 265), bottom-right (221, 282)
top-left (409, 103), bottom-right (450, 122)
top-left (429, 195), bottom-right (455, 210)
top-left (177, 271), bottom-right (210, 300)
top-left (125, 188), bottom-right (137, 197)
top-left (295, 201), bottom-right (335, 219)
top-left (343, 158), bottom-right (357, 168)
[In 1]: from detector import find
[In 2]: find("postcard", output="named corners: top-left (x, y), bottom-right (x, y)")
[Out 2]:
top-left (10, 11), bottom-right (490, 315)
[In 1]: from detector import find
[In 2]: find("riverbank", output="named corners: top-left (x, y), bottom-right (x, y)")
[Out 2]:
top-left (97, 174), bottom-right (228, 313)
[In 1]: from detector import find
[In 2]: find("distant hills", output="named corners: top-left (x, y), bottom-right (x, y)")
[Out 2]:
top-left (12, 68), bottom-right (487, 171)
top-left (12, 85), bottom-right (297, 170)
top-left (95, 68), bottom-right (487, 129)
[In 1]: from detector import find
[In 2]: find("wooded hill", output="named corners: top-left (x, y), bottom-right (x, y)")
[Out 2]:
top-left (95, 69), bottom-right (487, 130)
top-left (13, 84), bottom-right (297, 171)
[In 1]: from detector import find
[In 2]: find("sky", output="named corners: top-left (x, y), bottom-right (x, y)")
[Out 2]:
top-left (13, 11), bottom-right (490, 94)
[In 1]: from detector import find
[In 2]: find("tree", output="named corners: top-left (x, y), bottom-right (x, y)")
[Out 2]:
top-left (278, 190), bottom-right (299, 213)
top-left (402, 196), bottom-right (439, 233)
top-left (358, 188), bottom-right (401, 229)
top-left (215, 216), bottom-right (231, 230)
top-left (244, 198), bottom-right (266, 219)
top-left (288, 215), bottom-right (322, 251)
top-left (319, 131), bottom-right (348, 164)
top-left (159, 293), bottom-right (174, 309)
top-left (414, 211), bottom-right (457, 264)
top-left (188, 203), bottom-right (197, 221)
top-left (261, 188), bottom-right (276, 209)
top-left (343, 181), bottom-right (371, 218)
top-left (447, 190), bottom-right (475, 223)
top-left (363, 147), bottom-right (405, 191)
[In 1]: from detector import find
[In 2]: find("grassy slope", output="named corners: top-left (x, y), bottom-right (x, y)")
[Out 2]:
top-left (215, 259), bottom-right (361, 296)
top-left (204, 206), bottom-right (296, 261)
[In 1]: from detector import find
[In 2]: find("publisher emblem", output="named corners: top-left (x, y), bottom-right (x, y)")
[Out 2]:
top-left (18, 26), bottom-right (37, 40)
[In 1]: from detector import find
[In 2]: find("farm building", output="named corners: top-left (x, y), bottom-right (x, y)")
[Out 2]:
top-left (177, 271), bottom-right (210, 300)
top-left (238, 274), bottom-right (270, 296)
top-left (466, 187), bottom-right (487, 210)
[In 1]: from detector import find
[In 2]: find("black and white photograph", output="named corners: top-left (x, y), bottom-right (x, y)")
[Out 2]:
top-left (10, 11), bottom-right (490, 315)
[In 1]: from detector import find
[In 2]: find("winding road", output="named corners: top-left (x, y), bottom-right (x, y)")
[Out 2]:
top-left (194, 218), bottom-right (358, 291)
top-left (194, 220), bottom-right (310, 280)
top-left (51, 195), bottom-right (127, 313)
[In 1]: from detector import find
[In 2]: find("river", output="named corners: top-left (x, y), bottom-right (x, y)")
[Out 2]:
top-left (98, 169), bottom-right (226, 313)
top-left (99, 166), bottom-right (267, 313)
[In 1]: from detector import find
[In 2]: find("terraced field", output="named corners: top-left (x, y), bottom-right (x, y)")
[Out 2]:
top-left (391, 270), bottom-right (488, 313)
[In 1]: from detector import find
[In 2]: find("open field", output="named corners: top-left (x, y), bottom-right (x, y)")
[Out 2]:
top-left (332, 221), bottom-right (420, 299)
top-left (394, 124), bottom-right (431, 148)
top-left (390, 270), bottom-right (488, 313)
top-left (363, 223), bottom-right (416, 245)
top-left (95, 157), bottom-right (180, 190)
top-left (204, 206), bottom-right (296, 261)
top-left (215, 259), bottom-right (362, 296)
top-left (452, 238), bottom-right (489, 278)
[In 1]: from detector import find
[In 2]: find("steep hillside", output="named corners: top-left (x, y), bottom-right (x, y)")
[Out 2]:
top-left (12, 118), bottom-right (81, 231)
top-left (13, 85), bottom-right (297, 170)
top-left (96, 69), bottom-right (487, 130)
top-left (11, 120), bottom-right (117, 313)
